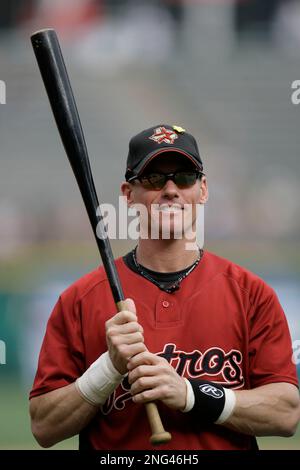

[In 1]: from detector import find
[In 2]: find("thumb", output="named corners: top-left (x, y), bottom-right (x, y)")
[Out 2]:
top-left (124, 298), bottom-right (136, 315)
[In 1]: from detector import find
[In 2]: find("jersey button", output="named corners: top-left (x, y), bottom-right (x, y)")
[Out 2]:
top-left (162, 301), bottom-right (170, 308)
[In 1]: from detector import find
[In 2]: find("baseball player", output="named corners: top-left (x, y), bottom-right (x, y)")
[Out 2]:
top-left (29, 124), bottom-right (300, 450)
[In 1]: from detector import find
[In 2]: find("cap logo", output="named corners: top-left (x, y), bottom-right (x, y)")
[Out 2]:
top-left (149, 126), bottom-right (178, 145)
top-left (173, 125), bottom-right (186, 134)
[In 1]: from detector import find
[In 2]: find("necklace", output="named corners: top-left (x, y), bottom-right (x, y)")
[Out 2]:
top-left (131, 247), bottom-right (203, 293)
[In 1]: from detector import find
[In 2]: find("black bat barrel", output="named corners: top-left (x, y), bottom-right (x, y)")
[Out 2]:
top-left (31, 29), bottom-right (124, 303)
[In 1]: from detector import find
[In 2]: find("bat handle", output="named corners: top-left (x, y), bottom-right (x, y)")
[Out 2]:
top-left (116, 300), bottom-right (172, 446)
top-left (145, 402), bottom-right (172, 446)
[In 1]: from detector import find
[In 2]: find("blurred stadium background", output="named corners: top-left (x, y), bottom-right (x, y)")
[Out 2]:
top-left (0, 0), bottom-right (299, 450)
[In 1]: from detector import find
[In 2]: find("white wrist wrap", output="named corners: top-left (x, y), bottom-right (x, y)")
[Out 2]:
top-left (182, 378), bottom-right (195, 412)
top-left (215, 388), bottom-right (236, 424)
top-left (75, 351), bottom-right (125, 406)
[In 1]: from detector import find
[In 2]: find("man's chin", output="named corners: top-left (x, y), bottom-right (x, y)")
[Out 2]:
top-left (152, 223), bottom-right (195, 240)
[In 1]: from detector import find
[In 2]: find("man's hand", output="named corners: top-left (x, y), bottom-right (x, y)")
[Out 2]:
top-left (127, 351), bottom-right (187, 411)
top-left (105, 298), bottom-right (147, 375)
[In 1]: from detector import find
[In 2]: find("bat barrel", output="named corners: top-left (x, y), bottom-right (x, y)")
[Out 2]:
top-left (31, 29), bottom-right (124, 303)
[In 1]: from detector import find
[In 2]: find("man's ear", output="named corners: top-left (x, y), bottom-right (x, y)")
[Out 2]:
top-left (199, 176), bottom-right (209, 204)
top-left (121, 181), bottom-right (134, 206)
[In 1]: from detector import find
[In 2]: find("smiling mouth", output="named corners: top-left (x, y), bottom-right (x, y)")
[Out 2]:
top-left (157, 204), bottom-right (183, 213)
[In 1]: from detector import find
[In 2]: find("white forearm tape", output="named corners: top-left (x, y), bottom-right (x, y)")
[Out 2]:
top-left (182, 378), bottom-right (195, 412)
top-left (214, 387), bottom-right (236, 424)
top-left (75, 351), bottom-right (125, 406)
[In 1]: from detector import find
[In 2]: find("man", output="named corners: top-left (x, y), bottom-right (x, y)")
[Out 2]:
top-left (29, 124), bottom-right (300, 450)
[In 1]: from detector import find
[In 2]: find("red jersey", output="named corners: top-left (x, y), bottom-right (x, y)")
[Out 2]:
top-left (30, 251), bottom-right (298, 450)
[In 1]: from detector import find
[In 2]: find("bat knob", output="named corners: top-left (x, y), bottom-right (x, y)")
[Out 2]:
top-left (150, 431), bottom-right (172, 446)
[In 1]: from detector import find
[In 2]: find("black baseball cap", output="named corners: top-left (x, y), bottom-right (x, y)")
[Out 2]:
top-left (125, 124), bottom-right (203, 180)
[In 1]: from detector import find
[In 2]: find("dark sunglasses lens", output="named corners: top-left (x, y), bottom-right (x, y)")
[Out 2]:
top-left (140, 173), bottom-right (166, 189)
top-left (140, 171), bottom-right (199, 189)
top-left (174, 172), bottom-right (198, 187)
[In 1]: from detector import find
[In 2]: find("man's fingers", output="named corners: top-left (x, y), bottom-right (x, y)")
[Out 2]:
top-left (110, 331), bottom-right (144, 347)
top-left (127, 351), bottom-right (162, 370)
top-left (107, 321), bottom-right (143, 337)
top-left (128, 364), bottom-right (156, 384)
top-left (130, 375), bottom-right (161, 395)
top-left (106, 310), bottom-right (138, 327)
top-left (118, 342), bottom-right (147, 360)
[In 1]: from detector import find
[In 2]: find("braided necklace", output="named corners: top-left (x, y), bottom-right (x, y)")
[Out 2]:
top-left (131, 247), bottom-right (203, 293)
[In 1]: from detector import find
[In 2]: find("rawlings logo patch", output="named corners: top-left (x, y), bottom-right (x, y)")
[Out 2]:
top-left (199, 384), bottom-right (224, 399)
top-left (149, 126), bottom-right (178, 145)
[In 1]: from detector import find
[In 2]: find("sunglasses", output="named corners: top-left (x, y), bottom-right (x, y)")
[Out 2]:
top-left (128, 170), bottom-right (203, 190)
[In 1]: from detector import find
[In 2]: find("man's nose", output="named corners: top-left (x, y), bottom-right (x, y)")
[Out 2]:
top-left (161, 178), bottom-right (179, 197)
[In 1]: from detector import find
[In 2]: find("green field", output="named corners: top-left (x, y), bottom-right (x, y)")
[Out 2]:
top-left (0, 381), bottom-right (299, 450)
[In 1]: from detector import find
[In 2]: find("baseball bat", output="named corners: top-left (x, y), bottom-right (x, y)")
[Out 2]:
top-left (31, 28), bottom-right (171, 446)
